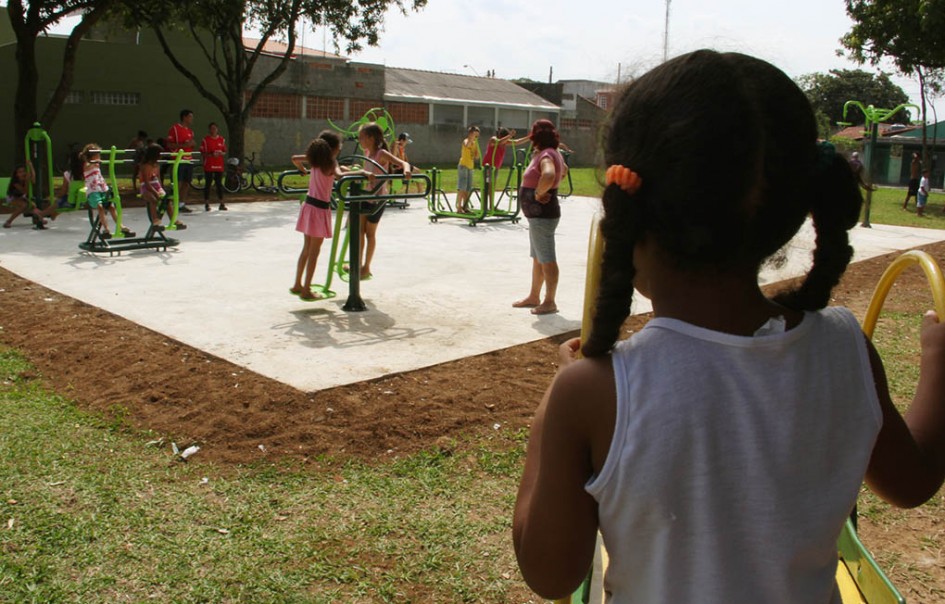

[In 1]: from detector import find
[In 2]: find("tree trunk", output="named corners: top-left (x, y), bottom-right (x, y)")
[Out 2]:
top-left (41, 5), bottom-right (109, 129)
top-left (225, 113), bottom-right (245, 163)
top-left (13, 32), bottom-right (39, 166)
top-left (919, 67), bottom-right (929, 168)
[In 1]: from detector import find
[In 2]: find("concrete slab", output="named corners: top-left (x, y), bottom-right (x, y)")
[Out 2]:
top-left (2, 197), bottom-right (943, 392)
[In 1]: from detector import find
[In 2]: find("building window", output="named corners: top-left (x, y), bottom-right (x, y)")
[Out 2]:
top-left (433, 104), bottom-right (464, 126)
top-left (64, 90), bottom-right (83, 104)
top-left (90, 91), bottom-right (140, 106)
top-left (467, 106), bottom-right (495, 130)
top-left (497, 108), bottom-right (529, 131)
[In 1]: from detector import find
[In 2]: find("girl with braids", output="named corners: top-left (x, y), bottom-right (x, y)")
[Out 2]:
top-left (513, 50), bottom-right (945, 603)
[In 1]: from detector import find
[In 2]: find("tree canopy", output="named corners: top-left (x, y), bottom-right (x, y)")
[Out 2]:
top-left (797, 69), bottom-right (912, 131)
top-left (8, 0), bottom-right (117, 160)
top-left (120, 0), bottom-right (426, 160)
top-left (842, 0), bottom-right (945, 75)
top-left (841, 0), bottom-right (945, 161)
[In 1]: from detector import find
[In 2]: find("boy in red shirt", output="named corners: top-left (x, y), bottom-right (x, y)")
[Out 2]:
top-left (167, 109), bottom-right (196, 213)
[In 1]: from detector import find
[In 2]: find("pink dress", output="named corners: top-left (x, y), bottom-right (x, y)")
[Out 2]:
top-left (296, 166), bottom-right (334, 238)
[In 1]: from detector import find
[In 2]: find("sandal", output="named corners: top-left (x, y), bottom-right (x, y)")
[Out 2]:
top-left (3, 221), bottom-right (11, 228)
top-left (174, 221), bottom-right (188, 230)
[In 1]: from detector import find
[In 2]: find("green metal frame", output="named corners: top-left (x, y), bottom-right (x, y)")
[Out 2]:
top-left (78, 146), bottom-right (182, 255)
top-left (842, 100), bottom-right (920, 227)
top-left (426, 159), bottom-right (524, 227)
top-left (328, 107), bottom-right (398, 147)
top-left (24, 122), bottom-right (55, 213)
top-left (837, 519), bottom-right (904, 604)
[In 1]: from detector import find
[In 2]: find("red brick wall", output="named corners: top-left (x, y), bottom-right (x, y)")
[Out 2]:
top-left (307, 97), bottom-right (345, 120)
top-left (349, 100), bottom-right (385, 119)
top-left (248, 92), bottom-right (302, 119)
top-left (388, 102), bottom-right (429, 125)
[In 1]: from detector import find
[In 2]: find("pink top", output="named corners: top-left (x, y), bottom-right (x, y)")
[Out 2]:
top-left (83, 162), bottom-right (108, 194)
top-left (365, 149), bottom-right (389, 195)
top-left (522, 148), bottom-right (565, 189)
top-left (307, 164), bottom-right (336, 202)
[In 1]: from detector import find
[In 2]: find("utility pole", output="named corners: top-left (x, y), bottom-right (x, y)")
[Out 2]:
top-left (663, 0), bottom-right (671, 62)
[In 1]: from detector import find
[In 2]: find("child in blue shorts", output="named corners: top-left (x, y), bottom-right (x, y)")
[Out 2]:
top-left (82, 144), bottom-right (132, 238)
top-left (917, 169), bottom-right (930, 217)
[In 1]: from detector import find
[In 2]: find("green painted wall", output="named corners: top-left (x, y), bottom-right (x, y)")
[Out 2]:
top-left (0, 19), bottom-right (225, 172)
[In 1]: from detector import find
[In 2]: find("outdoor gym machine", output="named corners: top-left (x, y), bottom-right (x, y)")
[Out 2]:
top-left (841, 100), bottom-right (919, 228)
top-left (24, 122), bottom-right (56, 214)
top-left (295, 169), bottom-right (431, 311)
top-left (78, 147), bottom-right (191, 255)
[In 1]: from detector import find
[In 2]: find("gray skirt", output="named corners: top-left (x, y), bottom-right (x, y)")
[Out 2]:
top-left (527, 216), bottom-right (560, 263)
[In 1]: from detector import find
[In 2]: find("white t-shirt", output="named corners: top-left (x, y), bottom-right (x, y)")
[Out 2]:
top-left (585, 307), bottom-right (882, 604)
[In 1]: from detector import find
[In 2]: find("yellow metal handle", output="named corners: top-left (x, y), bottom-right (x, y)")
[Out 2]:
top-left (862, 250), bottom-right (945, 340)
top-left (549, 216), bottom-right (604, 604)
top-left (579, 214), bottom-right (605, 355)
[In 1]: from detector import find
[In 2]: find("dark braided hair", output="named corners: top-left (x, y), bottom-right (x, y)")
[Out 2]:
top-left (582, 50), bottom-right (863, 357)
top-left (306, 130), bottom-right (341, 175)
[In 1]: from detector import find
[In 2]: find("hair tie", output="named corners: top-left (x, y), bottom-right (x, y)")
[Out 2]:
top-left (605, 165), bottom-right (642, 194)
top-left (815, 141), bottom-right (836, 173)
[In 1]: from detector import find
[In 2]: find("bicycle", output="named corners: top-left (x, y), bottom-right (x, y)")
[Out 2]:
top-left (223, 153), bottom-right (278, 194)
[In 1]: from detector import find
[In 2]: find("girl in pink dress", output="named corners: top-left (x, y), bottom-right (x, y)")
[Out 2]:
top-left (290, 130), bottom-right (369, 301)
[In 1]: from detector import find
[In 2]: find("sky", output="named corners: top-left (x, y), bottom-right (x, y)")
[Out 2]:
top-left (326, 0), bottom-right (939, 122)
top-left (48, 0), bottom-right (941, 122)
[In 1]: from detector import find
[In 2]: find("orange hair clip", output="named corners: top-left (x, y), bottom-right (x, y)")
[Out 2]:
top-left (605, 165), bottom-right (642, 195)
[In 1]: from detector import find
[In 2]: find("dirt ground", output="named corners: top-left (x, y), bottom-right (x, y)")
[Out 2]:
top-left (2, 197), bottom-right (945, 599)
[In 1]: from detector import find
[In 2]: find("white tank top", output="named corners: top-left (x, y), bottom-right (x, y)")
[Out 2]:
top-left (585, 307), bottom-right (882, 604)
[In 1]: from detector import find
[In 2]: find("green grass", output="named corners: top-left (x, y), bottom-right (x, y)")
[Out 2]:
top-left (93, 169), bottom-right (945, 231)
top-left (0, 347), bottom-right (532, 603)
top-left (862, 187), bottom-right (945, 229)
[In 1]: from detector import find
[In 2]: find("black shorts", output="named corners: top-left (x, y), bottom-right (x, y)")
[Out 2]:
top-left (177, 162), bottom-right (194, 183)
top-left (908, 178), bottom-right (920, 195)
top-left (364, 201), bottom-right (386, 224)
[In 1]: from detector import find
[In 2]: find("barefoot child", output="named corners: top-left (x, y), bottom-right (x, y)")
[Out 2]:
top-left (456, 125), bottom-right (480, 213)
top-left (3, 163), bottom-right (46, 229)
top-left (514, 50), bottom-right (945, 602)
top-left (139, 143), bottom-right (186, 231)
top-left (80, 145), bottom-right (134, 238)
top-left (355, 122), bottom-right (411, 279)
top-left (290, 130), bottom-right (370, 300)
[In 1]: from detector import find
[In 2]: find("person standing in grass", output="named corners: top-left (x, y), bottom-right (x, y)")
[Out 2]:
top-left (918, 168), bottom-right (930, 217)
top-left (903, 152), bottom-right (921, 210)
